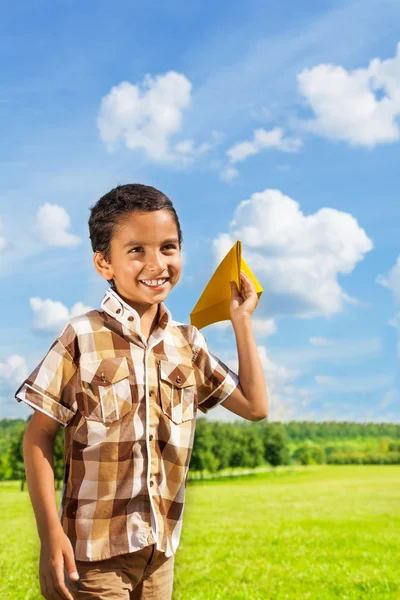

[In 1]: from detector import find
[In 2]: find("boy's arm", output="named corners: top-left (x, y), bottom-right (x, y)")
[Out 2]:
top-left (24, 410), bottom-right (79, 600)
top-left (221, 270), bottom-right (269, 421)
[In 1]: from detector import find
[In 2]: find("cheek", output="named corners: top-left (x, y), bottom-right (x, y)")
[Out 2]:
top-left (171, 256), bottom-right (182, 274)
top-left (117, 258), bottom-right (141, 277)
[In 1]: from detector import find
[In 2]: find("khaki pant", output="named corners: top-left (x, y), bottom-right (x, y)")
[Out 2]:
top-left (67, 544), bottom-right (174, 599)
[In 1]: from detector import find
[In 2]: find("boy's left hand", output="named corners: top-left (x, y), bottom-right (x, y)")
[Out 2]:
top-left (229, 270), bottom-right (259, 323)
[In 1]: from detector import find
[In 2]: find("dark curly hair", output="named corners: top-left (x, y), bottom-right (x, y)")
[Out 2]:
top-left (88, 183), bottom-right (183, 263)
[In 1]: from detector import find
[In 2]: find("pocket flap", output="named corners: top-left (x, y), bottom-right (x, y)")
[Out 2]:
top-left (158, 360), bottom-right (196, 388)
top-left (80, 356), bottom-right (130, 386)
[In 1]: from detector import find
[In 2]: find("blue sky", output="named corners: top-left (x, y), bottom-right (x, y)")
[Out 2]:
top-left (1, 0), bottom-right (400, 422)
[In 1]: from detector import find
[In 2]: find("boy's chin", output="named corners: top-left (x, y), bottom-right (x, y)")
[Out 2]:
top-left (115, 281), bottom-right (173, 304)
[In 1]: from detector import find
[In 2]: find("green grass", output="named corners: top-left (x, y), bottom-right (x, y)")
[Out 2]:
top-left (1, 466), bottom-right (399, 599)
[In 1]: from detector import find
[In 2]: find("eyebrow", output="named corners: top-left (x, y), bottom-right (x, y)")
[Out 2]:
top-left (123, 238), bottom-right (179, 248)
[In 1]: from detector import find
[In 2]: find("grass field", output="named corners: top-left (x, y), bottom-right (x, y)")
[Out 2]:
top-left (0, 465), bottom-right (399, 599)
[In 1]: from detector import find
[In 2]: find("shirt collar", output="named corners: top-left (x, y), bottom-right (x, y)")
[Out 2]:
top-left (101, 287), bottom-right (171, 339)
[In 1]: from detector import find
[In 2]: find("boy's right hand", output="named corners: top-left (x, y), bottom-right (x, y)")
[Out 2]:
top-left (39, 528), bottom-right (79, 599)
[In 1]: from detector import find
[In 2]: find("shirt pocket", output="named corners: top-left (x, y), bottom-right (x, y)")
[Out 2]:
top-left (80, 356), bottom-right (133, 423)
top-left (158, 360), bottom-right (196, 425)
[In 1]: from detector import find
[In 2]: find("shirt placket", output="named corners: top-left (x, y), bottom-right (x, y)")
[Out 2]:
top-left (102, 289), bottom-right (170, 551)
top-left (140, 323), bottom-right (170, 549)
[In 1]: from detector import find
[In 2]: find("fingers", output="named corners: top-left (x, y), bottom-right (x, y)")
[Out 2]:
top-left (64, 552), bottom-right (80, 585)
top-left (230, 280), bottom-right (241, 299)
top-left (239, 270), bottom-right (254, 289)
top-left (240, 271), bottom-right (257, 298)
top-left (50, 561), bottom-right (76, 600)
top-left (40, 572), bottom-right (49, 598)
top-left (41, 571), bottom-right (64, 600)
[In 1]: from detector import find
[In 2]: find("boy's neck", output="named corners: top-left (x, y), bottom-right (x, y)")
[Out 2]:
top-left (113, 287), bottom-right (160, 334)
top-left (141, 304), bottom-right (160, 341)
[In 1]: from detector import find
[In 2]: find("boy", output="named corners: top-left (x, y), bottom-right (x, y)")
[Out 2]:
top-left (15, 184), bottom-right (268, 599)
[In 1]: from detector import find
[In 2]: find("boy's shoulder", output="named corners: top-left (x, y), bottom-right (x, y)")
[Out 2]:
top-left (56, 309), bottom-right (103, 348)
top-left (69, 308), bottom-right (103, 328)
top-left (169, 319), bottom-right (205, 349)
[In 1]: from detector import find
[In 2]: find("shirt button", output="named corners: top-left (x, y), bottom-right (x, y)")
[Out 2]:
top-left (128, 316), bottom-right (134, 321)
top-left (149, 390), bottom-right (154, 396)
top-left (149, 434), bottom-right (154, 441)
top-left (116, 308), bottom-right (121, 314)
top-left (150, 480), bottom-right (154, 487)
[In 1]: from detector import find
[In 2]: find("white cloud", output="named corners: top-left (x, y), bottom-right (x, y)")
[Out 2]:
top-left (273, 337), bottom-right (382, 370)
top-left (211, 316), bottom-right (277, 337)
top-left (297, 42), bottom-right (400, 147)
top-left (309, 336), bottom-right (330, 346)
top-left (388, 312), bottom-right (400, 329)
top-left (377, 255), bottom-right (400, 357)
top-left (209, 340), bottom-right (309, 421)
top-left (210, 320), bottom-right (234, 331)
top-left (376, 256), bottom-right (400, 304)
top-left (174, 140), bottom-right (211, 156)
top-left (97, 72), bottom-right (192, 161)
top-left (0, 355), bottom-right (28, 385)
top-left (220, 166), bottom-right (239, 183)
top-left (378, 388), bottom-right (400, 410)
top-left (257, 345), bottom-right (393, 420)
top-left (258, 345), bottom-right (300, 387)
top-left (227, 127), bottom-right (302, 163)
top-left (174, 139), bottom-right (212, 166)
top-left (70, 302), bottom-right (93, 318)
top-left (214, 189), bottom-right (373, 318)
top-left (256, 345), bottom-right (310, 421)
top-left (0, 218), bottom-right (6, 252)
top-left (312, 373), bottom-right (394, 394)
top-left (36, 204), bottom-right (81, 247)
top-left (315, 375), bottom-right (335, 384)
top-left (251, 317), bottom-right (277, 337)
top-left (30, 297), bottom-right (93, 334)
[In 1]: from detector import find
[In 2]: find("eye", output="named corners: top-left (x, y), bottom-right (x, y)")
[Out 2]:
top-left (163, 244), bottom-right (178, 251)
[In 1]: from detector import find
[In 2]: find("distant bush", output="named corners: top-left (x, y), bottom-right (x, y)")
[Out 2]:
top-left (328, 451), bottom-right (400, 465)
top-left (292, 441), bottom-right (326, 465)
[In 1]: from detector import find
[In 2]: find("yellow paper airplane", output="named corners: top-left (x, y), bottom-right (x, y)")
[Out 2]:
top-left (190, 240), bottom-right (263, 329)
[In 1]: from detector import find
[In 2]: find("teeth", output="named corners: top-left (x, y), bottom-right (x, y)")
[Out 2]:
top-left (141, 278), bottom-right (167, 287)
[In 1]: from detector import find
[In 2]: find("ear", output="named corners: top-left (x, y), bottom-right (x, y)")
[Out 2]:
top-left (93, 251), bottom-right (114, 282)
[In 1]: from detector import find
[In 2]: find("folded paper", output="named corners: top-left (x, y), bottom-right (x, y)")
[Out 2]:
top-left (190, 240), bottom-right (263, 329)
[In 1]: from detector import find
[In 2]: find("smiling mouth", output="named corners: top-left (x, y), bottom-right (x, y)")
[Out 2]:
top-left (139, 278), bottom-right (170, 290)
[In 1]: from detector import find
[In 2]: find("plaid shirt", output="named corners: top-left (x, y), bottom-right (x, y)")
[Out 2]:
top-left (14, 288), bottom-right (239, 561)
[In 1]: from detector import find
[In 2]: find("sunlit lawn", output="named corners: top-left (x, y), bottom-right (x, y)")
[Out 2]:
top-left (1, 465), bottom-right (399, 599)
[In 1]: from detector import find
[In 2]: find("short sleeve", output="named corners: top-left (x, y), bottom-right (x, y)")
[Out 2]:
top-left (191, 326), bottom-right (239, 414)
top-left (14, 323), bottom-right (79, 427)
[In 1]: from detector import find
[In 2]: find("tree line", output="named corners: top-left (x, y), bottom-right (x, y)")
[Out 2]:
top-left (1, 417), bottom-right (399, 488)
top-left (190, 419), bottom-right (400, 475)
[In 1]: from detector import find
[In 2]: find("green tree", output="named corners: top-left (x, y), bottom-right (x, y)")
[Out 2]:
top-left (54, 428), bottom-right (65, 490)
top-left (211, 421), bottom-right (233, 471)
top-left (245, 427), bottom-right (265, 468)
top-left (262, 423), bottom-right (290, 466)
top-left (8, 428), bottom-right (26, 491)
top-left (0, 453), bottom-right (11, 480)
top-left (293, 441), bottom-right (326, 465)
top-left (228, 425), bottom-right (264, 469)
top-left (190, 418), bottom-right (219, 476)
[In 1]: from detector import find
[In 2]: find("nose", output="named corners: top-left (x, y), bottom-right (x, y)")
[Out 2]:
top-left (146, 251), bottom-right (168, 275)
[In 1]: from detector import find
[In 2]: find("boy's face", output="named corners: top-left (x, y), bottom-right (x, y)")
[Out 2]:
top-left (94, 209), bottom-right (182, 310)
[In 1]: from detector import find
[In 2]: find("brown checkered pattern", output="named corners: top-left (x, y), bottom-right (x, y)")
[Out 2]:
top-left (14, 288), bottom-right (239, 561)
